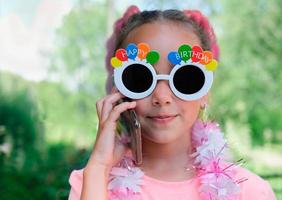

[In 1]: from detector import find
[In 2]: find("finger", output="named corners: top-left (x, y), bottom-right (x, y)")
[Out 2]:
top-left (98, 101), bottom-right (136, 140)
top-left (96, 91), bottom-right (123, 121)
top-left (100, 92), bottom-right (125, 123)
top-left (106, 101), bottom-right (136, 123)
top-left (96, 96), bottom-right (107, 120)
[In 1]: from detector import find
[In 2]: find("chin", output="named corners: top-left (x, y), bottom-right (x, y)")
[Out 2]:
top-left (141, 130), bottom-right (180, 144)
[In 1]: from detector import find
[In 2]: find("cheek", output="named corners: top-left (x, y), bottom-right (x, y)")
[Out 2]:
top-left (134, 99), bottom-right (148, 115)
top-left (180, 101), bottom-right (201, 118)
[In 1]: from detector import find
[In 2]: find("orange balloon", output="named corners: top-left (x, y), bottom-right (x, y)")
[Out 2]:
top-left (200, 51), bottom-right (212, 65)
top-left (138, 43), bottom-right (150, 59)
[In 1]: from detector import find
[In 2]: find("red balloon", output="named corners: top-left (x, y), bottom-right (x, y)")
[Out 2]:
top-left (116, 49), bottom-right (128, 61)
top-left (191, 45), bottom-right (203, 62)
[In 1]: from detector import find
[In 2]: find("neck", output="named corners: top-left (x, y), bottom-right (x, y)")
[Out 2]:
top-left (142, 134), bottom-right (192, 159)
top-left (139, 129), bottom-right (195, 181)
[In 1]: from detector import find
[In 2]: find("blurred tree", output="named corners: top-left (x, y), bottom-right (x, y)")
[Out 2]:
top-left (0, 72), bottom-right (45, 198)
top-left (0, 72), bottom-right (44, 172)
top-left (36, 80), bottom-right (98, 146)
top-left (211, 0), bottom-right (282, 145)
top-left (46, 0), bottom-right (110, 147)
top-left (0, 72), bottom-right (91, 199)
top-left (50, 0), bottom-right (108, 97)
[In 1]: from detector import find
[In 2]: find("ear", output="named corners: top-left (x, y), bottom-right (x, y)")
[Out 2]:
top-left (200, 92), bottom-right (209, 107)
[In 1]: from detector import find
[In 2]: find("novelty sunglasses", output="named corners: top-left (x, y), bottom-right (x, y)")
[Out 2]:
top-left (110, 43), bottom-right (218, 101)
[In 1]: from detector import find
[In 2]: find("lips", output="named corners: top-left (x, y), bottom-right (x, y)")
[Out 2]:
top-left (147, 114), bottom-right (178, 124)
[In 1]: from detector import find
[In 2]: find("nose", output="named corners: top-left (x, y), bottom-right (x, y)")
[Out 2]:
top-left (151, 80), bottom-right (173, 106)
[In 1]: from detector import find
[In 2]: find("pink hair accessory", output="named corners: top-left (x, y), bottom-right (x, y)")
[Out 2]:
top-left (105, 5), bottom-right (140, 93)
top-left (182, 9), bottom-right (220, 61)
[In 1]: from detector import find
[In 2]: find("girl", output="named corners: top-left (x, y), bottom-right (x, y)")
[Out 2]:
top-left (68, 5), bottom-right (276, 200)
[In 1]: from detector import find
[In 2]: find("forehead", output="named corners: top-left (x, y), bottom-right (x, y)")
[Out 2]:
top-left (122, 21), bottom-right (201, 55)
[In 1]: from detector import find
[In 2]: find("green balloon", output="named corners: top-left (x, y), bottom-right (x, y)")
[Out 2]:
top-left (146, 51), bottom-right (160, 65)
top-left (178, 44), bottom-right (192, 62)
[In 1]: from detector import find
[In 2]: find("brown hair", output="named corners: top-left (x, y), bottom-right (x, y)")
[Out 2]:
top-left (115, 10), bottom-right (211, 52)
top-left (105, 6), bottom-right (219, 93)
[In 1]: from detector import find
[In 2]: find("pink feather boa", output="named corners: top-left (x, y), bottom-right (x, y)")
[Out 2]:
top-left (107, 120), bottom-right (245, 200)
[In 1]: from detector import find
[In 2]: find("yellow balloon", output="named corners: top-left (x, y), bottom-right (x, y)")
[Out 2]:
top-left (110, 57), bottom-right (122, 68)
top-left (205, 59), bottom-right (218, 71)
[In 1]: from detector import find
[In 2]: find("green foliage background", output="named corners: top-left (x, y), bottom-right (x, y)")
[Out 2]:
top-left (0, 0), bottom-right (281, 199)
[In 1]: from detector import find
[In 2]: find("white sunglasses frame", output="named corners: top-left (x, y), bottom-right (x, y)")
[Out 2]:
top-left (114, 59), bottom-right (213, 101)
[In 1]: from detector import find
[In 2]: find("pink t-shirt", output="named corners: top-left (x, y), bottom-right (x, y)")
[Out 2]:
top-left (68, 165), bottom-right (276, 200)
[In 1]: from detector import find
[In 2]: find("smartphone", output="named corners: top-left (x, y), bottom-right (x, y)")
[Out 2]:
top-left (117, 99), bottom-right (142, 166)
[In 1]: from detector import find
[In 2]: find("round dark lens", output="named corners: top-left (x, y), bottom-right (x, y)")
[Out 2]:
top-left (122, 64), bottom-right (153, 93)
top-left (173, 65), bottom-right (205, 94)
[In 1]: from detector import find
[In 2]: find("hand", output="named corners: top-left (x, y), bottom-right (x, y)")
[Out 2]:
top-left (86, 88), bottom-right (136, 172)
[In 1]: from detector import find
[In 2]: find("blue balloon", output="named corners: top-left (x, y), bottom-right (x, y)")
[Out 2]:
top-left (167, 51), bottom-right (182, 65)
top-left (126, 43), bottom-right (138, 60)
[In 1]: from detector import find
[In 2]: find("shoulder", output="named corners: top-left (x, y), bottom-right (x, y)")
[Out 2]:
top-left (69, 168), bottom-right (84, 186)
top-left (68, 168), bottom-right (84, 200)
top-left (235, 166), bottom-right (277, 200)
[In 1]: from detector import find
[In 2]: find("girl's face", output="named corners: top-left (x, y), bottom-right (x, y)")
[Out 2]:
top-left (122, 21), bottom-right (208, 144)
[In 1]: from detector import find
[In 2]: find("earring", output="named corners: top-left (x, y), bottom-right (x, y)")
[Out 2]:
top-left (198, 102), bottom-right (209, 123)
